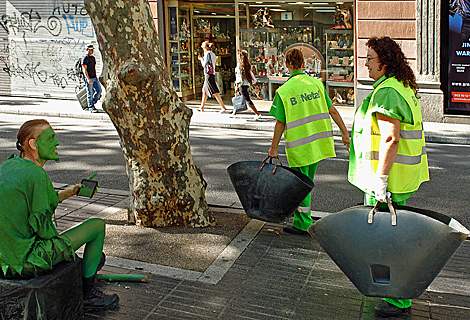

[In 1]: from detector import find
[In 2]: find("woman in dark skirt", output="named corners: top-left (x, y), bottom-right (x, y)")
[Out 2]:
top-left (197, 41), bottom-right (227, 112)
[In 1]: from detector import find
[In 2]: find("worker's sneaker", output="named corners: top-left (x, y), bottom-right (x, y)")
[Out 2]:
top-left (82, 275), bottom-right (119, 311)
top-left (374, 300), bottom-right (410, 317)
top-left (283, 226), bottom-right (309, 235)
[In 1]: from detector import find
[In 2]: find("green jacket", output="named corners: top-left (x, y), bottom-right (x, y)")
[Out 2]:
top-left (0, 155), bottom-right (74, 278)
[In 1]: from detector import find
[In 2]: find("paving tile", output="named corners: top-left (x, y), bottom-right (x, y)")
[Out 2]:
top-left (46, 186), bottom-right (470, 320)
top-left (219, 307), bottom-right (290, 320)
top-left (170, 289), bottom-right (231, 306)
top-left (85, 307), bottom-right (151, 320)
top-left (176, 282), bottom-right (236, 300)
top-left (291, 308), bottom-right (359, 320)
top-left (159, 296), bottom-right (226, 316)
top-left (295, 300), bottom-right (362, 318)
top-left (299, 289), bottom-right (363, 309)
top-left (229, 296), bottom-right (297, 317)
top-left (147, 305), bottom-right (219, 319)
top-left (227, 300), bottom-right (294, 318)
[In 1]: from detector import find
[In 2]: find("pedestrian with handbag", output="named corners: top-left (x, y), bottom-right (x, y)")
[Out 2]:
top-left (197, 41), bottom-right (227, 113)
top-left (233, 50), bottom-right (261, 120)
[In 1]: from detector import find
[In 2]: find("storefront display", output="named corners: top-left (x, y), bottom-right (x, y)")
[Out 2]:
top-left (238, 2), bottom-right (354, 103)
top-left (193, 17), bottom-right (236, 95)
top-left (168, 6), bottom-right (193, 98)
top-left (165, 1), bottom-right (355, 104)
top-left (325, 29), bottom-right (354, 105)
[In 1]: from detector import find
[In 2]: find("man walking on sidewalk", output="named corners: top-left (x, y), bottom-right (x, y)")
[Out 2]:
top-left (82, 45), bottom-right (101, 113)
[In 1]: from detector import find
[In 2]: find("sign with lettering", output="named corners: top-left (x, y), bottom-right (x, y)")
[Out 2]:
top-left (281, 12), bottom-right (292, 21)
top-left (447, 0), bottom-right (470, 113)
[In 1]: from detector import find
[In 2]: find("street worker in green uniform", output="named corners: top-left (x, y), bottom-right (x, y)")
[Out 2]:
top-left (348, 37), bottom-right (430, 317)
top-left (0, 119), bottom-right (119, 311)
top-left (268, 48), bottom-right (350, 235)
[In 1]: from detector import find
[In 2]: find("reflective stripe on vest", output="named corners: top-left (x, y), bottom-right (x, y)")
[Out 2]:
top-left (276, 73), bottom-right (336, 167)
top-left (286, 130), bottom-right (333, 149)
top-left (364, 145), bottom-right (427, 165)
top-left (297, 206), bottom-right (311, 213)
top-left (285, 113), bottom-right (331, 130)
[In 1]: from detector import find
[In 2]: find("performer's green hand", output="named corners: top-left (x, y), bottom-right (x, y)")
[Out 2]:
top-left (88, 172), bottom-right (98, 180)
top-left (86, 172), bottom-right (99, 195)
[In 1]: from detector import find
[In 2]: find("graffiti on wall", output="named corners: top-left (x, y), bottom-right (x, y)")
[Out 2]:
top-left (0, 1), bottom-right (101, 98)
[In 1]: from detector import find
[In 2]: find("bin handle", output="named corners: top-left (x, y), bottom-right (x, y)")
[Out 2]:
top-left (367, 197), bottom-right (397, 226)
top-left (259, 156), bottom-right (279, 174)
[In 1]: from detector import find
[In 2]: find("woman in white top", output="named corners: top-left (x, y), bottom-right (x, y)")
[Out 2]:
top-left (233, 50), bottom-right (261, 119)
top-left (197, 41), bottom-right (227, 112)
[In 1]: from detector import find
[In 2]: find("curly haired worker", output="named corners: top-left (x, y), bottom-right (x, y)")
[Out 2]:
top-left (268, 48), bottom-right (350, 235)
top-left (348, 37), bottom-right (429, 317)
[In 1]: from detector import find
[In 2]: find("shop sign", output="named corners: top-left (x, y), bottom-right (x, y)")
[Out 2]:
top-left (447, 0), bottom-right (470, 113)
top-left (281, 12), bottom-right (292, 20)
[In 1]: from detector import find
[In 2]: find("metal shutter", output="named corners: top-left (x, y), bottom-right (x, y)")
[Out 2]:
top-left (0, 0), bottom-right (101, 99)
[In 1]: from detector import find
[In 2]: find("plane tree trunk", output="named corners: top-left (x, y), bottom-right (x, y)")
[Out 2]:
top-left (84, 0), bottom-right (215, 227)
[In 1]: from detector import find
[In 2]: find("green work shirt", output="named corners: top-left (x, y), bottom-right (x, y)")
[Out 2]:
top-left (349, 75), bottom-right (415, 203)
top-left (364, 75), bottom-right (413, 124)
top-left (0, 154), bottom-right (74, 278)
top-left (270, 70), bottom-right (333, 123)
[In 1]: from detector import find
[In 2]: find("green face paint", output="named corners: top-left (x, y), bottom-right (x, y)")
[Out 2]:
top-left (35, 127), bottom-right (60, 162)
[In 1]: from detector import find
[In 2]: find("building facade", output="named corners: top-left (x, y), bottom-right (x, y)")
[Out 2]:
top-left (0, 0), bottom-right (467, 124)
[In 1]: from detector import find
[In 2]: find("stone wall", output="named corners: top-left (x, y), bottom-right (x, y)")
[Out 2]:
top-left (355, 0), bottom-right (453, 123)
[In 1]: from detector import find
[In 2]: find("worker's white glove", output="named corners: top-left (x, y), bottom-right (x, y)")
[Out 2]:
top-left (374, 174), bottom-right (390, 203)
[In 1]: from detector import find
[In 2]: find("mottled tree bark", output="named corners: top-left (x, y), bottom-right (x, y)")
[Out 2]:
top-left (84, 0), bottom-right (215, 227)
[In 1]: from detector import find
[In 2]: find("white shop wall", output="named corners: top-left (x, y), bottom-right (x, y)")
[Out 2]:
top-left (0, 0), bottom-right (101, 98)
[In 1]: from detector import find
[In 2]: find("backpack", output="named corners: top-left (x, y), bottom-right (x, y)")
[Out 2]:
top-left (75, 58), bottom-right (83, 78)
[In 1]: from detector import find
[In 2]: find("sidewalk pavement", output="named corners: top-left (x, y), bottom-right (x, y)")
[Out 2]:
top-left (55, 183), bottom-right (470, 320)
top-left (1, 95), bottom-right (470, 145)
top-left (3, 96), bottom-right (470, 319)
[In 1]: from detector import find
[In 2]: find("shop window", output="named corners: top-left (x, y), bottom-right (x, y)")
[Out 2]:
top-left (239, 1), bottom-right (354, 104)
top-left (193, 4), bottom-right (237, 97)
top-left (167, 5), bottom-right (193, 99)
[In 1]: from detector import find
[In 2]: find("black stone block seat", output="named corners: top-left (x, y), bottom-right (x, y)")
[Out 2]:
top-left (0, 258), bottom-right (83, 320)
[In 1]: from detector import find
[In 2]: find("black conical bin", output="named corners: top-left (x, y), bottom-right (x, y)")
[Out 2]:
top-left (308, 201), bottom-right (469, 299)
top-left (227, 158), bottom-right (314, 223)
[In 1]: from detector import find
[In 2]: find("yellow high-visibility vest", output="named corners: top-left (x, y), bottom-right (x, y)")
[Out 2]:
top-left (349, 77), bottom-right (429, 194)
top-left (276, 73), bottom-right (335, 167)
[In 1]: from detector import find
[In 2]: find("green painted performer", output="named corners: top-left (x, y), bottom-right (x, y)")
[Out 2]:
top-left (268, 48), bottom-right (350, 235)
top-left (348, 37), bottom-right (430, 317)
top-left (0, 119), bottom-right (119, 311)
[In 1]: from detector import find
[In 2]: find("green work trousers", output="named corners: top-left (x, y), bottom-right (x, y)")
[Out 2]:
top-left (291, 162), bottom-right (318, 231)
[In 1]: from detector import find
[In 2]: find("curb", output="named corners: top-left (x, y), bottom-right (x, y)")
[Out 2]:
top-left (1, 109), bottom-right (470, 145)
top-left (425, 134), bottom-right (470, 145)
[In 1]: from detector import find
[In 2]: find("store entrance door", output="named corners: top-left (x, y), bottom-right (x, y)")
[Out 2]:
top-left (192, 4), bottom-right (237, 98)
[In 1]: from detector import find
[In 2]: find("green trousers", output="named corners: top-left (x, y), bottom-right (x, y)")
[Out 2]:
top-left (291, 163), bottom-right (318, 231)
top-left (364, 193), bottom-right (412, 309)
